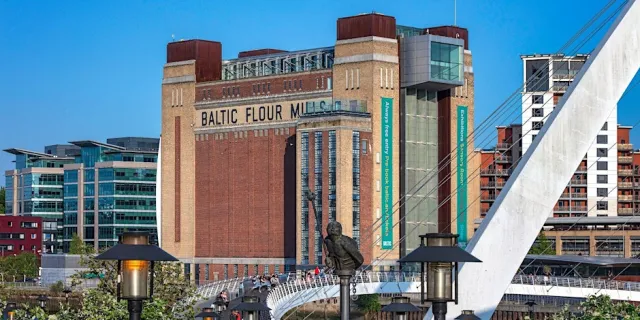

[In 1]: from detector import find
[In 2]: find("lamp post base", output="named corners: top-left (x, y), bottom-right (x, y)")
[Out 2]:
top-left (128, 300), bottom-right (143, 320)
top-left (337, 270), bottom-right (355, 320)
top-left (432, 302), bottom-right (447, 320)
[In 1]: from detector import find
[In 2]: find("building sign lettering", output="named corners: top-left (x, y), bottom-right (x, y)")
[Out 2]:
top-left (200, 102), bottom-right (306, 127)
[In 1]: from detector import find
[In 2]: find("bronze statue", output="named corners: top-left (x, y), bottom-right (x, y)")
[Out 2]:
top-left (323, 221), bottom-right (364, 272)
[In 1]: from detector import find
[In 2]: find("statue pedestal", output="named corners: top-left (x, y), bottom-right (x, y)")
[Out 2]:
top-left (336, 269), bottom-right (355, 320)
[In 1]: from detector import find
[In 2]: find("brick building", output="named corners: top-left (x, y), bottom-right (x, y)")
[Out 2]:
top-left (161, 13), bottom-right (479, 281)
top-left (0, 215), bottom-right (43, 257)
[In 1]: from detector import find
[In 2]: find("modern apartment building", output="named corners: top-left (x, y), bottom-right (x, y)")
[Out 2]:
top-left (474, 53), bottom-right (640, 257)
top-left (62, 139), bottom-right (159, 251)
top-left (160, 12), bottom-right (478, 280)
top-left (4, 149), bottom-right (75, 253)
top-left (0, 215), bottom-right (43, 257)
top-left (4, 137), bottom-right (159, 253)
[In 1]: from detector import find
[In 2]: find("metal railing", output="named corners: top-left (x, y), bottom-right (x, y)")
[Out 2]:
top-left (619, 144), bottom-right (633, 151)
top-left (619, 181), bottom-right (634, 188)
top-left (265, 272), bottom-right (640, 316)
top-left (619, 156), bottom-right (633, 164)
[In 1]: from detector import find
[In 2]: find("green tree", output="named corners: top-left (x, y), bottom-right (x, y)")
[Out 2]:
top-left (69, 234), bottom-right (95, 255)
top-left (529, 232), bottom-right (556, 255)
top-left (551, 295), bottom-right (640, 319)
top-left (0, 187), bottom-right (5, 214)
top-left (0, 252), bottom-right (38, 279)
top-left (355, 294), bottom-right (381, 320)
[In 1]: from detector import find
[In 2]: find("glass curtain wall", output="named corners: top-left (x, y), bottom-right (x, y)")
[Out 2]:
top-left (403, 88), bottom-right (439, 255)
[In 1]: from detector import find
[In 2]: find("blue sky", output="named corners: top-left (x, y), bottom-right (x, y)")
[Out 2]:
top-left (0, 0), bottom-right (638, 184)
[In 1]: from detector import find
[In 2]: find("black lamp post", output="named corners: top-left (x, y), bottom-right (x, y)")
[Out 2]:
top-left (213, 298), bottom-right (226, 313)
top-left (4, 302), bottom-right (17, 320)
top-left (398, 233), bottom-right (481, 320)
top-left (95, 231), bottom-right (178, 320)
top-left (455, 310), bottom-right (480, 320)
top-left (235, 296), bottom-right (271, 320)
top-left (381, 296), bottom-right (420, 320)
top-left (63, 287), bottom-right (72, 304)
top-left (525, 300), bottom-right (537, 319)
top-left (195, 307), bottom-right (220, 320)
top-left (37, 294), bottom-right (49, 311)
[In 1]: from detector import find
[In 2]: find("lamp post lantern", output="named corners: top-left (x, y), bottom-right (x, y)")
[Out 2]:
top-left (63, 287), bottom-right (72, 304)
top-left (398, 233), bottom-right (481, 320)
top-left (525, 300), bottom-right (537, 319)
top-left (37, 294), bottom-right (49, 311)
top-left (455, 310), bottom-right (480, 320)
top-left (4, 302), bottom-right (17, 320)
top-left (235, 296), bottom-right (271, 320)
top-left (195, 307), bottom-right (220, 320)
top-left (213, 298), bottom-right (226, 313)
top-left (95, 231), bottom-right (178, 320)
top-left (381, 296), bottom-right (420, 320)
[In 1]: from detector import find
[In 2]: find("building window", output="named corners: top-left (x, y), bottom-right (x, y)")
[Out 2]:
top-left (300, 132), bottom-right (310, 265)
top-left (233, 264), bottom-right (238, 278)
top-left (532, 108), bottom-right (543, 117)
top-left (254, 264), bottom-right (258, 275)
top-left (597, 188), bottom-right (608, 197)
top-left (328, 131), bottom-right (337, 222)
top-left (532, 95), bottom-right (544, 104)
top-left (532, 121), bottom-right (544, 130)
top-left (275, 265), bottom-right (280, 274)
top-left (602, 122), bottom-right (608, 130)
top-left (597, 135), bottom-right (608, 144)
top-left (353, 132), bottom-right (361, 247)
top-left (243, 265), bottom-right (248, 277)
top-left (224, 265), bottom-right (229, 279)
top-left (597, 201), bottom-right (608, 210)
top-left (314, 131), bottom-right (323, 264)
top-left (597, 148), bottom-right (608, 157)
top-left (264, 265), bottom-right (269, 274)
top-left (31, 233), bottom-right (37, 239)
top-left (597, 175), bottom-right (608, 184)
top-left (597, 161), bottom-right (608, 170)
top-left (204, 264), bottom-right (210, 281)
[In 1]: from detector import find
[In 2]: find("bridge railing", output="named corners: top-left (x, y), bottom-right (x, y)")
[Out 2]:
top-left (511, 275), bottom-right (640, 291)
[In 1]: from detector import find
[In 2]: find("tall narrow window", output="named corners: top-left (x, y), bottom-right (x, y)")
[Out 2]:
top-left (352, 132), bottom-right (361, 247)
top-left (300, 133), bottom-right (310, 264)
top-left (314, 132), bottom-right (323, 264)
top-left (328, 131), bottom-right (337, 221)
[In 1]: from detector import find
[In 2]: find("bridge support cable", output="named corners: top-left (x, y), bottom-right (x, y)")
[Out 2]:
top-left (434, 1), bottom-right (640, 319)
top-left (272, 2), bottom-right (628, 318)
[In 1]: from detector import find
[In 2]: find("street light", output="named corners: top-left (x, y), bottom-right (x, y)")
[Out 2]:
top-left (4, 302), bottom-right (17, 320)
top-left (195, 307), bottom-right (220, 320)
top-left (525, 300), bottom-right (537, 319)
top-left (455, 310), bottom-right (480, 320)
top-left (95, 231), bottom-right (178, 320)
top-left (37, 294), bottom-right (49, 310)
top-left (381, 296), bottom-right (420, 320)
top-left (235, 296), bottom-right (271, 320)
top-left (213, 298), bottom-right (226, 313)
top-left (398, 233), bottom-right (481, 320)
top-left (63, 287), bottom-right (72, 304)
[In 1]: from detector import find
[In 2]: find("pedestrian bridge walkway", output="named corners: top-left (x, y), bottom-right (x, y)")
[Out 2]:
top-left (195, 272), bottom-right (640, 319)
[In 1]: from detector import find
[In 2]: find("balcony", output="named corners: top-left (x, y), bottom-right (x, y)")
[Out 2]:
top-left (481, 181), bottom-right (506, 189)
top-left (495, 156), bottom-right (512, 163)
top-left (554, 206), bottom-right (588, 213)
top-left (481, 169), bottom-right (511, 176)
top-left (551, 85), bottom-right (568, 93)
top-left (575, 166), bottom-right (588, 173)
top-left (303, 99), bottom-right (368, 117)
top-left (569, 178), bottom-right (587, 186)
top-left (619, 156), bottom-right (633, 164)
top-left (619, 169), bottom-right (635, 176)
top-left (619, 195), bottom-right (634, 202)
top-left (481, 194), bottom-right (498, 201)
top-left (619, 181), bottom-right (634, 188)
top-left (618, 208), bottom-right (635, 215)
top-left (496, 143), bottom-right (511, 150)
top-left (552, 73), bottom-right (576, 80)
top-left (619, 144), bottom-right (633, 151)
top-left (560, 193), bottom-right (587, 199)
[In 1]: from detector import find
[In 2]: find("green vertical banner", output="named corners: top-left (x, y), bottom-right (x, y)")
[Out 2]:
top-left (381, 97), bottom-right (394, 250)
top-left (456, 106), bottom-right (469, 249)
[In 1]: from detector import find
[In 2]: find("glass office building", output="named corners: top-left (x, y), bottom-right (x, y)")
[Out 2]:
top-left (4, 148), bottom-right (75, 253)
top-left (5, 137), bottom-right (159, 254)
top-left (62, 139), bottom-right (158, 251)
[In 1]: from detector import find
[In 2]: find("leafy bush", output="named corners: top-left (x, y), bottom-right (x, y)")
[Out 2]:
top-left (50, 281), bottom-right (64, 294)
